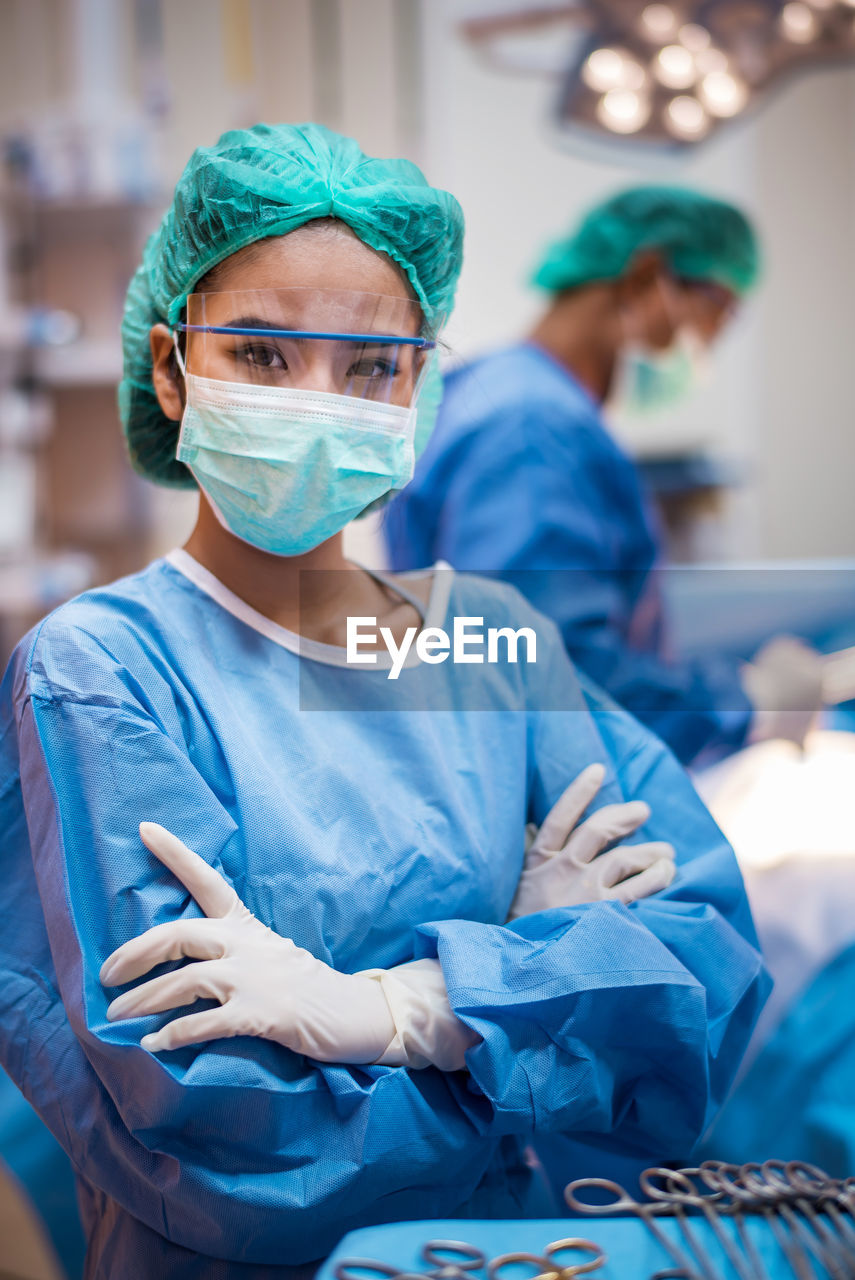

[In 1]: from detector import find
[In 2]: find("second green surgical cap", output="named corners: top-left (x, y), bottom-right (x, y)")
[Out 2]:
top-left (120, 122), bottom-right (464, 487)
top-left (533, 185), bottom-right (759, 299)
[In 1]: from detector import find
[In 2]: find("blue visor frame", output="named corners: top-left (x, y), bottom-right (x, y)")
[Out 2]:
top-left (174, 322), bottom-right (436, 348)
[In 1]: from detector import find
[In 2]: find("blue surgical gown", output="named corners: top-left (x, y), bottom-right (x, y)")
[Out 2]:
top-left (385, 342), bottom-right (754, 766)
top-left (0, 554), bottom-right (768, 1277)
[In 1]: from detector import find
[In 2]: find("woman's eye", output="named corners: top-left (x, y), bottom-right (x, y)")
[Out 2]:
top-left (236, 342), bottom-right (286, 369)
top-left (348, 358), bottom-right (400, 381)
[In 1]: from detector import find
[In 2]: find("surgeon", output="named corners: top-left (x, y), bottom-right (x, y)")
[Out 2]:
top-left (0, 127), bottom-right (767, 1279)
top-left (385, 186), bottom-right (824, 766)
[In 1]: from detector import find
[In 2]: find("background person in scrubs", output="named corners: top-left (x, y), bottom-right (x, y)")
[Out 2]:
top-left (385, 186), bottom-right (824, 767)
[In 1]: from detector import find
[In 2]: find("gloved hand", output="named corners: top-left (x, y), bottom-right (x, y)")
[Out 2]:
top-left (101, 822), bottom-right (397, 1062)
top-left (508, 763), bottom-right (676, 920)
top-left (365, 958), bottom-right (478, 1072)
top-left (102, 822), bottom-right (477, 1071)
top-left (742, 635), bottom-right (825, 749)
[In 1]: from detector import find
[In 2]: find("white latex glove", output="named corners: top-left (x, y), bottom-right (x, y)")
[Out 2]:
top-left (364, 959), bottom-right (479, 1072)
top-left (742, 635), bottom-right (825, 749)
top-left (508, 763), bottom-right (676, 920)
top-left (101, 822), bottom-right (397, 1062)
top-left (102, 823), bottom-right (476, 1071)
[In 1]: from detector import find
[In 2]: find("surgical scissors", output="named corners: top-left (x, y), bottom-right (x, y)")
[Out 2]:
top-left (421, 1241), bottom-right (488, 1279)
top-left (333, 1263), bottom-right (425, 1280)
top-left (542, 1238), bottom-right (605, 1276)
top-left (741, 1162), bottom-right (832, 1280)
top-left (487, 1252), bottom-right (605, 1280)
top-left (422, 1238), bottom-right (605, 1280)
top-left (565, 1176), bottom-right (704, 1280)
top-left (697, 1162), bottom-right (772, 1280)
top-left (786, 1161), bottom-right (855, 1255)
top-left (335, 1236), bottom-right (606, 1280)
top-left (759, 1160), bottom-right (855, 1279)
top-left (486, 1254), bottom-right (558, 1279)
top-left (702, 1161), bottom-right (817, 1280)
top-left (334, 1241), bottom-right (486, 1280)
top-left (641, 1167), bottom-right (759, 1280)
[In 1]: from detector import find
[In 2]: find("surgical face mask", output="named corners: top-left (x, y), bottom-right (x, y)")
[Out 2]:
top-left (611, 325), bottom-right (709, 417)
top-left (173, 346), bottom-right (417, 556)
top-left (610, 275), bottom-right (710, 418)
top-left (171, 286), bottom-right (442, 556)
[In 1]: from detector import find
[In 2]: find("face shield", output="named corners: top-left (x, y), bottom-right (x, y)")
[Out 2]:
top-left (171, 289), bottom-right (446, 557)
top-left (174, 287), bottom-right (440, 407)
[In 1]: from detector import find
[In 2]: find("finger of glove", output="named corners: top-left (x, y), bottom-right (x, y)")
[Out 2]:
top-left (100, 917), bottom-right (226, 986)
top-left (106, 958), bottom-right (228, 1021)
top-left (609, 857), bottom-right (676, 905)
top-left (569, 801), bottom-right (651, 864)
top-left (140, 1007), bottom-right (239, 1053)
top-left (532, 763), bottom-right (606, 855)
top-left (139, 822), bottom-right (241, 918)
top-left (599, 841), bottom-right (675, 888)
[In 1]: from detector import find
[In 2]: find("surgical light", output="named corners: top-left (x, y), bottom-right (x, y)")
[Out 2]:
top-left (679, 24), bottom-right (712, 52)
top-left (694, 46), bottom-right (729, 74)
top-left (699, 69), bottom-right (749, 116)
top-left (582, 47), bottom-right (647, 92)
top-left (665, 94), bottom-right (710, 138)
top-left (461, 2), bottom-right (855, 152)
top-left (640, 4), bottom-right (678, 40)
top-left (654, 43), bottom-right (698, 88)
top-left (780, 2), bottom-right (820, 41)
top-left (596, 88), bottom-right (651, 133)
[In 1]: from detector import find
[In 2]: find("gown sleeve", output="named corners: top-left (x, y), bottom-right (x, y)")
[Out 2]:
top-left (412, 612), bottom-right (770, 1158)
top-left (430, 402), bottom-right (753, 766)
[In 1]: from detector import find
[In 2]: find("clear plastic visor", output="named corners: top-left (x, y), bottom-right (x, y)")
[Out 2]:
top-left (178, 288), bottom-right (439, 405)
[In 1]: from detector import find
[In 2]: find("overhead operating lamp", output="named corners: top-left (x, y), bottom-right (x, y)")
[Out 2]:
top-left (460, 1), bottom-right (855, 148)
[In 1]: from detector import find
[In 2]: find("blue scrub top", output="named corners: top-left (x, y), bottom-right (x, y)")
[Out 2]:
top-left (385, 342), bottom-right (753, 766)
top-left (0, 554), bottom-right (767, 1276)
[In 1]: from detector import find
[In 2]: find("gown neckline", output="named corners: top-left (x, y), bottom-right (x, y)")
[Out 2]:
top-left (164, 547), bottom-right (454, 671)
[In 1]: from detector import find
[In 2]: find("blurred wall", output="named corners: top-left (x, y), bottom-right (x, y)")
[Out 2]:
top-left (751, 69), bottom-right (855, 559)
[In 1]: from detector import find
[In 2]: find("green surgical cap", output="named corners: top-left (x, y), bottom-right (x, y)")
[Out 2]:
top-left (119, 122), bottom-right (464, 487)
top-left (532, 185), bottom-right (759, 300)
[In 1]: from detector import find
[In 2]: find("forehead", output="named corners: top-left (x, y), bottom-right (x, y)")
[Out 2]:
top-left (187, 286), bottom-right (423, 338)
top-left (201, 225), bottom-right (414, 301)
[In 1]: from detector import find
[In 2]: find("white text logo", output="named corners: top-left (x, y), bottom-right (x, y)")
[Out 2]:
top-left (346, 616), bottom-right (538, 680)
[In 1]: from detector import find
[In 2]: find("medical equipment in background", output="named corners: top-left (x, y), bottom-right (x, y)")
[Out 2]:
top-left (0, 141), bottom-right (161, 673)
top-left (0, 191), bottom-right (99, 667)
top-left (460, 1), bottom-right (855, 150)
top-left (332, 1160), bottom-right (855, 1279)
top-left (698, 728), bottom-right (855, 868)
top-left (0, 0), bottom-right (169, 669)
